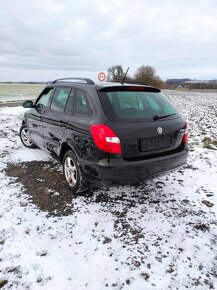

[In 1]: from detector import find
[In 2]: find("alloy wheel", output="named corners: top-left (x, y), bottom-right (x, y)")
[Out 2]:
top-left (64, 156), bottom-right (77, 187)
top-left (21, 127), bottom-right (33, 147)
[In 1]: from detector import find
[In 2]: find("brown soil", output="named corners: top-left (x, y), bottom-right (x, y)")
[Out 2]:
top-left (6, 161), bottom-right (93, 216)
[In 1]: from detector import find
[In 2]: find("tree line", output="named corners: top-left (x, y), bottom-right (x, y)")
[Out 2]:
top-left (106, 65), bottom-right (217, 90)
top-left (187, 82), bottom-right (217, 90)
top-left (107, 65), bottom-right (164, 88)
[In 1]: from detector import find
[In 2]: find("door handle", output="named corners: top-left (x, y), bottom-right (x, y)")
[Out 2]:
top-left (59, 120), bottom-right (64, 127)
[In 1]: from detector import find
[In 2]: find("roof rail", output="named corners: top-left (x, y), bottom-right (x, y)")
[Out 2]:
top-left (52, 78), bottom-right (95, 85)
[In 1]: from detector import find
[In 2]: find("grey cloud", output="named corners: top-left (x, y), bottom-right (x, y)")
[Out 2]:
top-left (0, 0), bottom-right (217, 80)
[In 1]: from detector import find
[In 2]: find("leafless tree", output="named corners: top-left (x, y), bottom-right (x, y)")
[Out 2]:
top-left (134, 65), bottom-right (164, 88)
top-left (107, 65), bottom-right (125, 81)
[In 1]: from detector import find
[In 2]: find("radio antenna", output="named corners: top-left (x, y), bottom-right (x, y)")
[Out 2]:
top-left (121, 67), bottom-right (129, 85)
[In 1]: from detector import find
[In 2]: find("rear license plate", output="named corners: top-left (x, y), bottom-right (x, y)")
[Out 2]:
top-left (140, 135), bottom-right (172, 152)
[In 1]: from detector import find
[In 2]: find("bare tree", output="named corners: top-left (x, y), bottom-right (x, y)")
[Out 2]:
top-left (107, 65), bottom-right (164, 87)
top-left (134, 65), bottom-right (164, 88)
top-left (107, 65), bottom-right (125, 81)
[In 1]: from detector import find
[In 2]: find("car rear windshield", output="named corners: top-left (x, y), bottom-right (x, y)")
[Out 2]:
top-left (98, 88), bottom-right (179, 122)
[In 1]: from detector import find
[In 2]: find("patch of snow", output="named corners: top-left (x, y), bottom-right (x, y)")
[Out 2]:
top-left (0, 93), bottom-right (217, 290)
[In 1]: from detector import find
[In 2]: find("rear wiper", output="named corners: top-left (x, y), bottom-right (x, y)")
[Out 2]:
top-left (153, 113), bottom-right (176, 121)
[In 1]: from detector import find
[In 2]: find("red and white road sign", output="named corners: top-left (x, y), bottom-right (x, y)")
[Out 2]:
top-left (98, 72), bottom-right (106, 82)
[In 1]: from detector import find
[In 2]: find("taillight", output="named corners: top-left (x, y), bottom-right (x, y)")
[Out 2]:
top-left (183, 122), bottom-right (188, 143)
top-left (90, 124), bottom-right (122, 154)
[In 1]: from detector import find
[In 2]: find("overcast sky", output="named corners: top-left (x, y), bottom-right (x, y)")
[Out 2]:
top-left (0, 0), bottom-right (217, 81)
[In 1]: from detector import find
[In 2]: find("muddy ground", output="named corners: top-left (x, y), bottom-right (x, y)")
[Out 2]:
top-left (6, 161), bottom-right (79, 216)
top-left (4, 159), bottom-right (217, 289)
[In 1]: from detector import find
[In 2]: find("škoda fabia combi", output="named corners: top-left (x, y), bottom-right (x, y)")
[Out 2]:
top-left (20, 78), bottom-right (188, 193)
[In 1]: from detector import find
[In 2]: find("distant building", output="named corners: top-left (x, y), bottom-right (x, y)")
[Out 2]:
top-left (166, 78), bottom-right (191, 84)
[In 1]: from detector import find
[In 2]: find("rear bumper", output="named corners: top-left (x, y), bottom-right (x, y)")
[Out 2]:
top-left (81, 149), bottom-right (188, 186)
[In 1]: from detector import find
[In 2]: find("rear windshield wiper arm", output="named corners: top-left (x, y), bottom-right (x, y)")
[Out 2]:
top-left (153, 113), bottom-right (176, 121)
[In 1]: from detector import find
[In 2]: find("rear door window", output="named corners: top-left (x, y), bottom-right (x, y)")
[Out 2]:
top-left (65, 88), bottom-right (75, 114)
top-left (50, 87), bottom-right (71, 112)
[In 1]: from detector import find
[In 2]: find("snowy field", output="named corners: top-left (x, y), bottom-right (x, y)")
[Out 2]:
top-left (0, 83), bottom-right (45, 104)
top-left (0, 91), bottom-right (217, 290)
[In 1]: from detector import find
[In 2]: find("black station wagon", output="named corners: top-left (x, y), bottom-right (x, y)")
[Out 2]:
top-left (20, 78), bottom-right (188, 193)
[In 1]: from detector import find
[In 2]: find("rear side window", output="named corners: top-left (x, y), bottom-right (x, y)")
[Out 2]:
top-left (98, 90), bottom-right (178, 122)
top-left (50, 88), bottom-right (71, 112)
top-left (75, 89), bottom-right (90, 115)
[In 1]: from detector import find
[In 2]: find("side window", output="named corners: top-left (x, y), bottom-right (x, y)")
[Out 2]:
top-left (35, 87), bottom-right (53, 109)
top-left (50, 88), bottom-right (71, 113)
top-left (65, 89), bottom-right (75, 114)
top-left (75, 89), bottom-right (90, 115)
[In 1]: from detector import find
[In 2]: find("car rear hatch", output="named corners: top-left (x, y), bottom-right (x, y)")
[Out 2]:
top-left (97, 85), bottom-right (186, 161)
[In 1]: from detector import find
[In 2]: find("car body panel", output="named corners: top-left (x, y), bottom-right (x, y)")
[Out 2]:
top-left (105, 117), bottom-right (186, 159)
top-left (42, 110), bottom-right (71, 156)
top-left (25, 108), bottom-right (44, 147)
top-left (77, 147), bottom-right (188, 186)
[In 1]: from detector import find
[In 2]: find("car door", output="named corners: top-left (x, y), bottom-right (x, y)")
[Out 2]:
top-left (65, 88), bottom-right (94, 158)
top-left (27, 87), bottom-right (54, 148)
top-left (42, 87), bottom-right (74, 156)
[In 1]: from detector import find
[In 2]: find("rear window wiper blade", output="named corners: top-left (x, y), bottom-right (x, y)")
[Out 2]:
top-left (153, 113), bottom-right (176, 121)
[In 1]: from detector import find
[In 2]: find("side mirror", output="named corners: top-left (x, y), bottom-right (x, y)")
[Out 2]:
top-left (23, 100), bottom-right (34, 108)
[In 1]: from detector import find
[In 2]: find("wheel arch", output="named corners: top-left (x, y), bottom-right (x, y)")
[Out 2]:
top-left (59, 141), bottom-right (77, 163)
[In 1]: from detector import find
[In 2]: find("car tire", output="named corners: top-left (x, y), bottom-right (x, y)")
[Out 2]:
top-left (19, 124), bottom-right (36, 148)
top-left (63, 150), bottom-right (88, 193)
